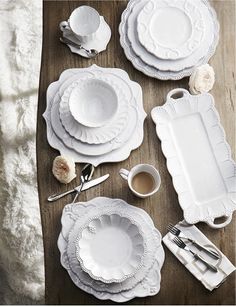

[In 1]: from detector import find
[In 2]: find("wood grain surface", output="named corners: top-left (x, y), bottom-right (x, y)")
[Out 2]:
top-left (37, 0), bottom-right (236, 304)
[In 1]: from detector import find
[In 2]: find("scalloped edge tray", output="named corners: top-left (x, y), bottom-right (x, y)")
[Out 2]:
top-left (151, 89), bottom-right (236, 229)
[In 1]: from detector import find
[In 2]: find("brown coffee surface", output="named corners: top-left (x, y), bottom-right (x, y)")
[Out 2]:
top-left (131, 172), bottom-right (155, 195)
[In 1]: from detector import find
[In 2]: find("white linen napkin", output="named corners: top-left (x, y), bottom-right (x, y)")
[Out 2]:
top-left (163, 221), bottom-right (235, 291)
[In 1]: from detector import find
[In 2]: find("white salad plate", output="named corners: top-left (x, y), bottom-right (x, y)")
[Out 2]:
top-left (76, 212), bottom-right (146, 283)
top-left (119, 0), bottom-right (219, 80)
top-left (43, 65), bottom-right (146, 166)
top-left (62, 16), bottom-right (111, 58)
top-left (137, 0), bottom-right (204, 60)
top-left (127, 0), bottom-right (217, 72)
top-left (68, 78), bottom-right (118, 128)
top-left (151, 89), bottom-right (236, 229)
top-left (59, 75), bottom-right (129, 144)
top-left (58, 197), bottom-right (165, 302)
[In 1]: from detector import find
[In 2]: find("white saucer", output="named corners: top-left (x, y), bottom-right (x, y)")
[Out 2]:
top-left (62, 16), bottom-right (111, 58)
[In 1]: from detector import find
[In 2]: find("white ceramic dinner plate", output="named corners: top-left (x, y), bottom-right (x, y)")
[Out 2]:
top-left (59, 75), bottom-right (129, 144)
top-left (76, 213), bottom-right (146, 283)
top-left (43, 65), bottom-right (146, 166)
top-left (127, 0), bottom-right (216, 72)
top-left (119, 0), bottom-right (219, 80)
top-left (137, 0), bottom-right (204, 60)
top-left (58, 197), bottom-right (165, 302)
top-left (151, 89), bottom-right (236, 229)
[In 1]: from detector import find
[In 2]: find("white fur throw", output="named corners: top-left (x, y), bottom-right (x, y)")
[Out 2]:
top-left (0, 0), bottom-right (44, 304)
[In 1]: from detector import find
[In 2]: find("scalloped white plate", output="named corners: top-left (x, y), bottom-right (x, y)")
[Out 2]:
top-left (151, 89), bottom-right (236, 228)
top-left (137, 0), bottom-right (204, 60)
top-left (43, 65), bottom-right (146, 166)
top-left (63, 198), bottom-right (163, 294)
top-left (58, 233), bottom-right (163, 302)
top-left (76, 213), bottom-right (146, 283)
top-left (59, 75), bottom-right (129, 144)
top-left (119, 0), bottom-right (219, 80)
top-left (127, 0), bottom-right (218, 72)
top-left (58, 197), bottom-right (165, 302)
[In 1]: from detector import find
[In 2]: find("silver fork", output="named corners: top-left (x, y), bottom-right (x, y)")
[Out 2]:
top-left (173, 237), bottom-right (218, 272)
top-left (167, 224), bottom-right (220, 259)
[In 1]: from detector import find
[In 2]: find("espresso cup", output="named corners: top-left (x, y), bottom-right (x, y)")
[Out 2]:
top-left (119, 164), bottom-right (161, 198)
top-left (59, 6), bottom-right (100, 43)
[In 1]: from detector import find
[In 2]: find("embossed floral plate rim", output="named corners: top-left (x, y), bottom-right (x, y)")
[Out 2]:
top-left (137, 0), bottom-right (204, 60)
top-left (119, 0), bottom-right (219, 80)
top-left (127, 0), bottom-right (218, 72)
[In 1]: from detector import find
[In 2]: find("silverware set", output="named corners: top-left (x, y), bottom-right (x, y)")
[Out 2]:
top-left (168, 223), bottom-right (220, 273)
top-left (48, 173), bottom-right (109, 202)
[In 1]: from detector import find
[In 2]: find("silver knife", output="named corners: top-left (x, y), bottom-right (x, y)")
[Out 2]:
top-left (48, 174), bottom-right (109, 202)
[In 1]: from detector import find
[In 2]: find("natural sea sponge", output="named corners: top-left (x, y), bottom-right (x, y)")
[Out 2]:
top-left (189, 64), bottom-right (215, 95)
top-left (52, 156), bottom-right (76, 184)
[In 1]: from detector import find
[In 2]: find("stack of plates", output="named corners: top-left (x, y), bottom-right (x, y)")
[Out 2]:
top-left (58, 197), bottom-right (165, 302)
top-left (43, 64), bottom-right (146, 166)
top-left (119, 0), bottom-right (219, 80)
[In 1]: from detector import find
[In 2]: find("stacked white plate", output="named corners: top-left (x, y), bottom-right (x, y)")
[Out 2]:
top-left (43, 64), bottom-right (146, 166)
top-left (119, 0), bottom-right (219, 80)
top-left (58, 197), bottom-right (165, 302)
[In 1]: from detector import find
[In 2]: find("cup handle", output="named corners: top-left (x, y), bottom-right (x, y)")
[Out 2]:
top-left (119, 168), bottom-right (129, 181)
top-left (59, 21), bottom-right (71, 32)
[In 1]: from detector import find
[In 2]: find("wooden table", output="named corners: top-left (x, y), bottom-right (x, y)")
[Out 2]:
top-left (37, 0), bottom-right (235, 304)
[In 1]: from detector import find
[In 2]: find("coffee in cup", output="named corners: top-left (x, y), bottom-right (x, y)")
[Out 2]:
top-left (119, 164), bottom-right (161, 198)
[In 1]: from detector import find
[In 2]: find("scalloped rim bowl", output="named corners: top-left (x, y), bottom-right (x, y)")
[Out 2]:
top-left (76, 213), bottom-right (146, 283)
top-left (69, 78), bottom-right (118, 128)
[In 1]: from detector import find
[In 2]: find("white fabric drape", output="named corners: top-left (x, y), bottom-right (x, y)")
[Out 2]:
top-left (0, 0), bottom-right (44, 303)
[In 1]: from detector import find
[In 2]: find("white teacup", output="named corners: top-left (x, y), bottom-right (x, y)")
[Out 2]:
top-left (59, 6), bottom-right (100, 43)
top-left (119, 164), bottom-right (161, 198)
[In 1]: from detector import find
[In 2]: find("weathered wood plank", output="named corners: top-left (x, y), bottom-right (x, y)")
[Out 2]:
top-left (37, 0), bottom-right (235, 304)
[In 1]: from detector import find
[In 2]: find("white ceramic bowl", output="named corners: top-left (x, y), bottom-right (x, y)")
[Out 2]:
top-left (69, 78), bottom-right (118, 128)
top-left (76, 213), bottom-right (146, 283)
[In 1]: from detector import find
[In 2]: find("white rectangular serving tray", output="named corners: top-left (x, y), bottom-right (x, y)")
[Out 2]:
top-left (151, 88), bottom-right (236, 229)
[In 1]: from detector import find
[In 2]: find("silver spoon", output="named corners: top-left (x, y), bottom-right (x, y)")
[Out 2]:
top-left (60, 37), bottom-right (98, 58)
top-left (72, 164), bottom-right (95, 203)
